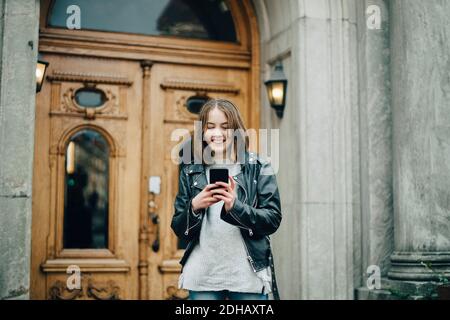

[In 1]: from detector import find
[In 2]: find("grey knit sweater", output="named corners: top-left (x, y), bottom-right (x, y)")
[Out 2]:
top-left (178, 161), bottom-right (272, 294)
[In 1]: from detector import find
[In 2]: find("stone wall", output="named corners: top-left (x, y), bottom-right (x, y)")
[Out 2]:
top-left (0, 0), bottom-right (40, 300)
top-left (253, 0), bottom-right (361, 299)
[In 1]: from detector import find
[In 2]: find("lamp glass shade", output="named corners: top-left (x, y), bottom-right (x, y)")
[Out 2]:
top-left (265, 78), bottom-right (287, 108)
top-left (267, 81), bottom-right (286, 107)
top-left (36, 60), bottom-right (49, 92)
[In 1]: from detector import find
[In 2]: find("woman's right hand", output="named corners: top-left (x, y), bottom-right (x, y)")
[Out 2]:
top-left (191, 183), bottom-right (222, 212)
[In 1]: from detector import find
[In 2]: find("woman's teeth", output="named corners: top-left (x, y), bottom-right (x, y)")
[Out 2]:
top-left (212, 138), bottom-right (225, 143)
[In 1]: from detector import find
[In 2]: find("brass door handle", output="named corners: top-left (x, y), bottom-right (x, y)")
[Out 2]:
top-left (148, 200), bottom-right (159, 252)
top-left (148, 177), bottom-right (161, 252)
top-left (150, 212), bottom-right (160, 252)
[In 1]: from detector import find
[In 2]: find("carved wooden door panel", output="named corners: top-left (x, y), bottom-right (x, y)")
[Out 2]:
top-left (144, 63), bottom-right (250, 299)
top-left (30, 56), bottom-right (251, 300)
top-left (31, 54), bottom-right (144, 299)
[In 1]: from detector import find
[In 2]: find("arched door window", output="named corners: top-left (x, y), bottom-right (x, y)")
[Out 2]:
top-left (48, 0), bottom-right (237, 42)
top-left (63, 129), bottom-right (109, 249)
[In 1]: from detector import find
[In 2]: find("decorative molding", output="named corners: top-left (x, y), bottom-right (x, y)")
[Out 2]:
top-left (48, 71), bottom-right (133, 86)
top-left (49, 278), bottom-right (121, 300)
top-left (48, 124), bottom-right (127, 158)
top-left (87, 279), bottom-right (121, 300)
top-left (166, 286), bottom-right (189, 300)
top-left (41, 259), bottom-right (131, 273)
top-left (49, 84), bottom-right (128, 121)
top-left (49, 280), bottom-right (83, 300)
top-left (160, 79), bottom-right (240, 94)
top-left (158, 259), bottom-right (182, 273)
top-left (140, 60), bottom-right (154, 77)
top-left (389, 252), bottom-right (450, 281)
top-left (38, 36), bottom-right (251, 69)
top-left (163, 119), bottom-right (196, 125)
top-left (49, 110), bottom-right (128, 121)
top-left (174, 94), bottom-right (201, 120)
top-left (65, 86), bottom-right (116, 114)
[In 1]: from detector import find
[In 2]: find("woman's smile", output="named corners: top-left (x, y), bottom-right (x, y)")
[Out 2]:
top-left (211, 136), bottom-right (226, 145)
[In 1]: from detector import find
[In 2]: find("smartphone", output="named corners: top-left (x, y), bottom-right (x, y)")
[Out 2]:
top-left (209, 168), bottom-right (229, 191)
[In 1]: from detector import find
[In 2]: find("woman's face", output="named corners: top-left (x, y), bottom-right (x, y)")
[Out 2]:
top-left (204, 107), bottom-right (233, 156)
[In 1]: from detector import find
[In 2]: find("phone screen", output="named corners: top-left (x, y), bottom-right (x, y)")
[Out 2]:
top-left (209, 168), bottom-right (229, 189)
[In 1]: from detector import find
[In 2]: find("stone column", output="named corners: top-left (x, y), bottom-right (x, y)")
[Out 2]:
top-left (388, 0), bottom-right (450, 283)
top-left (0, 0), bottom-right (40, 299)
top-left (354, 0), bottom-right (395, 300)
top-left (254, 0), bottom-right (360, 299)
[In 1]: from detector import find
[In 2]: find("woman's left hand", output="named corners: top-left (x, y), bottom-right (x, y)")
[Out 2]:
top-left (212, 176), bottom-right (237, 212)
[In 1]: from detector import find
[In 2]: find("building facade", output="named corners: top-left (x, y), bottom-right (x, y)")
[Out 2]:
top-left (0, 0), bottom-right (449, 299)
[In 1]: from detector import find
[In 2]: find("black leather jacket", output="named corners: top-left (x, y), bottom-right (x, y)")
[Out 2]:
top-left (171, 150), bottom-right (282, 299)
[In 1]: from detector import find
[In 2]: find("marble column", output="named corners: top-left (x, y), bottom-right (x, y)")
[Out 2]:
top-left (388, 0), bottom-right (450, 281)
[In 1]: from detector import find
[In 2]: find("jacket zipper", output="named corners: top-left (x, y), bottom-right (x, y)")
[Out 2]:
top-left (184, 219), bottom-right (201, 236)
top-left (230, 178), bottom-right (254, 236)
top-left (184, 171), bottom-right (204, 236)
top-left (252, 193), bottom-right (257, 207)
top-left (229, 211), bottom-right (254, 236)
top-left (243, 241), bottom-right (257, 272)
top-left (185, 199), bottom-right (202, 236)
top-left (233, 176), bottom-right (248, 203)
top-left (239, 231), bottom-right (257, 272)
top-left (231, 209), bottom-right (256, 271)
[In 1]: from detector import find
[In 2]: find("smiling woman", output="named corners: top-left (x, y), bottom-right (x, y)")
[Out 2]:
top-left (171, 98), bottom-right (282, 300)
top-left (194, 99), bottom-right (249, 165)
top-left (48, 0), bottom-right (237, 42)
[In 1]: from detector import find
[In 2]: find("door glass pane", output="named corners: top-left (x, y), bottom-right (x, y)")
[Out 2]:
top-left (186, 95), bottom-right (209, 114)
top-left (75, 88), bottom-right (107, 108)
top-left (64, 129), bottom-right (109, 249)
top-left (49, 0), bottom-right (237, 42)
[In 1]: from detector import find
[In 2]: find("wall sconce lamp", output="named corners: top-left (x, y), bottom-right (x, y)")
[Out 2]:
top-left (36, 58), bottom-right (49, 93)
top-left (264, 61), bottom-right (287, 118)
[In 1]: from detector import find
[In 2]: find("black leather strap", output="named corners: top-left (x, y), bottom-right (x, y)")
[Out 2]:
top-left (269, 251), bottom-right (280, 300)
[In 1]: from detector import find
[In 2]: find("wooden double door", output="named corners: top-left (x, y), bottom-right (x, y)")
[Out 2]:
top-left (30, 53), bottom-right (258, 299)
